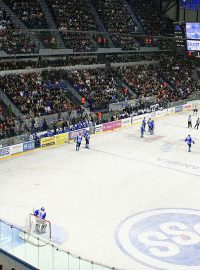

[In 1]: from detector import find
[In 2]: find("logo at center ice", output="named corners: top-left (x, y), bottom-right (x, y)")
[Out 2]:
top-left (116, 209), bottom-right (200, 270)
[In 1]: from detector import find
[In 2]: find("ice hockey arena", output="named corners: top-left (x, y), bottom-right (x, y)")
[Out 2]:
top-left (0, 0), bottom-right (200, 270)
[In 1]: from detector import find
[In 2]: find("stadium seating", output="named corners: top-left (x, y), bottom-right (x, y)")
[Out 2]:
top-left (0, 101), bottom-right (16, 139)
top-left (0, 8), bottom-right (37, 54)
top-left (5, 0), bottom-right (48, 29)
top-left (0, 0), bottom-right (199, 140)
top-left (47, 0), bottom-right (99, 51)
top-left (67, 68), bottom-right (131, 110)
top-left (132, 0), bottom-right (173, 36)
top-left (94, 0), bottom-right (138, 33)
top-left (0, 0), bottom-right (176, 53)
top-left (0, 73), bottom-right (76, 119)
top-left (159, 55), bottom-right (200, 101)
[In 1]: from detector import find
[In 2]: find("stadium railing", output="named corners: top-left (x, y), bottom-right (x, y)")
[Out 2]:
top-left (0, 219), bottom-right (118, 270)
top-left (0, 29), bottom-right (175, 57)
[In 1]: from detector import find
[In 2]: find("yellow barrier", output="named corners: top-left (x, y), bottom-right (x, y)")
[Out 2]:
top-left (41, 137), bottom-right (55, 147)
top-left (55, 133), bottom-right (69, 145)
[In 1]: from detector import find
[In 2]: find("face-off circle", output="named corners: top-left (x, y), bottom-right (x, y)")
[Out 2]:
top-left (116, 209), bottom-right (200, 270)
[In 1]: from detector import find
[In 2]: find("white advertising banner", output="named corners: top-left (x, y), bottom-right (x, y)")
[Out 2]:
top-left (132, 115), bottom-right (144, 123)
top-left (95, 124), bottom-right (103, 134)
top-left (10, 143), bottom-right (23, 155)
top-left (121, 117), bottom-right (132, 127)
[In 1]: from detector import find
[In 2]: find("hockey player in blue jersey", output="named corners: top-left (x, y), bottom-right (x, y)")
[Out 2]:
top-left (84, 131), bottom-right (90, 148)
top-left (142, 117), bottom-right (146, 131)
top-left (185, 135), bottom-right (195, 152)
top-left (75, 133), bottom-right (82, 151)
top-left (149, 120), bottom-right (155, 135)
top-left (140, 125), bottom-right (145, 138)
top-left (34, 207), bottom-right (47, 234)
top-left (34, 207), bottom-right (46, 219)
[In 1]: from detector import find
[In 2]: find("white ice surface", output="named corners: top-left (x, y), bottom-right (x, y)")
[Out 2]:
top-left (0, 111), bottom-right (200, 270)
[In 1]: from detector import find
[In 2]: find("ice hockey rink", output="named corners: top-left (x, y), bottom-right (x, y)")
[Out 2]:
top-left (0, 110), bottom-right (200, 270)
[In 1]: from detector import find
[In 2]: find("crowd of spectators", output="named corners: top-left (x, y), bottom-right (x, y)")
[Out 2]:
top-left (0, 54), bottom-right (199, 140)
top-left (49, 0), bottom-right (97, 31)
top-left (0, 102), bottom-right (16, 140)
top-left (67, 61), bottom-right (200, 111)
top-left (0, 8), bottom-right (37, 54)
top-left (67, 67), bottom-right (132, 111)
top-left (0, 7), bottom-right (13, 30)
top-left (94, 0), bottom-right (138, 33)
top-left (118, 65), bottom-right (161, 99)
top-left (1, 0), bottom-right (175, 53)
top-left (0, 60), bottom-right (39, 70)
top-left (0, 73), bottom-right (77, 118)
top-left (158, 55), bottom-right (200, 102)
top-left (6, 0), bottom-right (48, 29)
top-left (111, 34), bottom-right (139, 51)
top-left (48, 0), bottom-right (99, 51)
top-left (131, 0), bottom-right (173, 36)
top-left (7, 0), bottom-right (58, 49)
top-left (113, 101), bottom-right (162, 120)
top-left (61, 32), bottom-right (97, 52)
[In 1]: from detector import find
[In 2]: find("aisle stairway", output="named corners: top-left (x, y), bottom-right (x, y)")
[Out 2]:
top-left (0, 0), bottom-right (44, 49)
top-left (39, 0), bottom-right (66, 49)
top-left (124, 0), bottom-right (144, 33)
top-left (88, 0), bottom-right (114, 48)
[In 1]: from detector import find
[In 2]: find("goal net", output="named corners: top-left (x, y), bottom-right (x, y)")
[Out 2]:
top-left (19, 213), bottom-right (52, 246)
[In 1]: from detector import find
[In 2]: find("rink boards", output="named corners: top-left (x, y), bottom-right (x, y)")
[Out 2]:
top-left (0, 100), bottom-right (200, 160)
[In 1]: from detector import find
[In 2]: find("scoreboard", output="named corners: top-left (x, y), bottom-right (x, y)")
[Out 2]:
top-left (174, 22), bottom-right (187, 54)
top-left (180, 0), bottom-right (200, 10)
top-left (174, 22), bottom-right (200, 57)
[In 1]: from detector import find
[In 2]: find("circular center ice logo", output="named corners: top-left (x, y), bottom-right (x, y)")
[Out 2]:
top-left (116, 209), bottom-right (200, 270)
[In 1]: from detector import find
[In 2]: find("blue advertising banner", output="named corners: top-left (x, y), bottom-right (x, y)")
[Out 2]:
top-left (23, 141), bottom-right (35, 152)
top-left (175, 105), bottom-right (183, 113)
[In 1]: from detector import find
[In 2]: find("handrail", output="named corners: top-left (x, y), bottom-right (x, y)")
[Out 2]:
top-left (0, 218), bottom-right (126, 270)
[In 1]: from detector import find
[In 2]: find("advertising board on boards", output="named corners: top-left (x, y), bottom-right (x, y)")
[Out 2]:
top-left (102, 120), bottom-right (122, 132)
top-left (0, 147), bottom-right (11, 158)
top-left (175, 105), bottom-right (183, 113)
top-left (55, 133), bottom-right (68, 145)
top-left (41, 137), bottom-right (55, 147)
top-left (23, 141), bottom-right (35, 152)
top-left (10, 143), bottom-right (23, 155)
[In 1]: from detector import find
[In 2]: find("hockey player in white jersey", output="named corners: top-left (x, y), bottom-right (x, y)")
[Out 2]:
top-left (75, 133), bottom-right (82, 151)
top-left (84, 131), bottom-right (90, 149)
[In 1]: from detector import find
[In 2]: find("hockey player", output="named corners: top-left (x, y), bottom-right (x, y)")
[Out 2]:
top-left (140, 125), bottom-right (145, 138)
top-left (34, 207), bottom-right (47, 234)
top-left (188, 115), bottom-right (192, 128)
top-left (142, 117), bottom-right (146, 131)
top-left (194, 118), bottom-right (200, 129)
top-left (185, 135), bottom-right (195, 152)
top-left (147, 118), bottom-right (151, 132)
top-left (34, 207), bottom-right (46, 219)
top-left (75, 133), bottom-right (82, 151)
top-left (149, 120), bottom-right (155, 135)
top-left (84, 131), bottom-right (90, 148)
